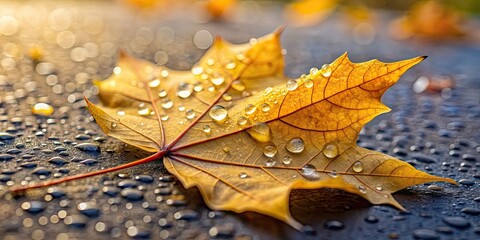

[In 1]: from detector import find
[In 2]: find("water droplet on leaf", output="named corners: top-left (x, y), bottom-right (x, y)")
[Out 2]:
top-left (177, 83), bottom-right (193, 98)
top-left (323, 143), bottom-right (338, 158)
top-left (286, 80), bottom-right (298, 91)
top-left (185, 109), bottom-right (196, 119)
top-left (265, 159), bottom-right (276, 167)
top-left (261, 103), bottom-right (270, 112)
top-left (320, 64), bottom-right (332, 77)
top-left (285, 138), bottom-right (305, 153)
top-left (203, 125), bottom-right (211, 133)
top-left (247, 122), bottom-right (271, 142)
top-left (263, 145), bottom-right (277, 158)
top-left (245, 104), bottom-right (256, 115)
top-left (301, 164), bottom-right (316, 176)
top-left (352, 161), bottom-right (364, 173)
top-left (209, 105), bottom-right (228, 121)
top-left (282, 155), bottom-right (292, 165)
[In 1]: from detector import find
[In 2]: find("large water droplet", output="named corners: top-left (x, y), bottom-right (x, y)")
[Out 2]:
top-left (320, 64), bottom-right (332, 77)
top-left (358, 185), bottom-right (367, 194)
top-left (245, 104), bottom-right (256, 115)
top-left (352, 161), bottom-right (364, 173)
top-left (282, 156), bottom-right (292, 165)
top-left (309, 67), bottom-right (318, 75)
top-left (185, 109), bottom-right (196, 119)
top-left (301, 164), bottom-right (316, 176)
top-left (209, 105), bottom-right (228, 121)
top-left (263, 145), bottom-right (277, 158)
top-left (286, 80), bottom-right (298, 91)
top-left (247, 122), bottom-right (271, 142)
top-left (177, 83), bottom-right (193, 98)
top-left (285, 138), bottom-right (305, 153)
top-left (323, 143), bottom-right (338, 158)
top-left (32, 103), bottom-right (54, 116)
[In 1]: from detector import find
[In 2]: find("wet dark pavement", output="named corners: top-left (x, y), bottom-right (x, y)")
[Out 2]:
top-left (0, 1), bottom-right (480, 240)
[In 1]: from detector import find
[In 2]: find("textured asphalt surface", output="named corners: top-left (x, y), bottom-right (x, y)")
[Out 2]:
top-left (0, 1), bottom-right (479, 240)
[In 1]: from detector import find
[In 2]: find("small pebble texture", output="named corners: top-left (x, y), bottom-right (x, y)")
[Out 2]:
top-left (1, 1), bottom-right (480, 240)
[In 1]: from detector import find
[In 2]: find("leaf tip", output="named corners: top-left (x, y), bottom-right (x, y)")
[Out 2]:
top-left (273, 25), bottom-right (286, 35)
top-left (118, 49), bottom-right (128, 58)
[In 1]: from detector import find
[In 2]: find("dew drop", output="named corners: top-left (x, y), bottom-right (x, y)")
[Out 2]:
top-left (206, 58), bottom-right (215, 66)
top-left (32, 103), bottom-right (54, 116)
top-left (285, 138), bottom-right (305, 153)
top-left (160, 70), bottom-right (169, 78)
top-left (149, 79), bottom-right (161, 88)
top-left (375, 186), bottom-right (383, 191)
top-left (191, 66), bottom-right (204, 75)
top-left (137, 108), bottom-right (151, 116)
top-left (161, 98), bottom-right (173, 109)
top-left (158, 89), bottom-right (167, 98)
top-left (223, 147), bottom-right (230, 153)
top-left (111, 122), bottom-right (117, 128)
top-left (222, 93), bottom-right (232, 101)
top-left (177, 105), bottom-right (185, 111)
top-left (309, 67), bottom-right (318, 75)
top-left (352, 161), bottom-right (364, 173)
top-left (261, 103), bottom-right (270, 112)
top-left (177, 83), bottom-right (193, 98)
top-left (265, 159), bottom-right (276, 167)
top-left (211, 76), bottom-right (225, 86)
top-left (320, 64), bottom-right (332, 77)
top-left (232, 80), bottom-right (245, 92)
top-left (304, 79), bottom-right (313, 88)
top-left (323, 143), bottom-right (338, 158)
top-left (225, 62), bottom-right (236, 70)
top-left (358, 185), bottom-right (367, 194)
top-left (203, 125), bottom-right (211, 133)
top-left (161, 115), bottom-right (169, 121)
top-left (116, 110), bottom-right (126, 116)
top-left (113, 66), bottom-right (121, 75)
top-left (185, 109), bottom-right (196, 119)
top-left (282, 155), bottom-right (292, 165)
top-left (239, 172), bottom-right (248, 179)
top-left (247, 122), bottom-right (271, 142)
top-left (245, 104), bottom-right (256, 115)
top-left (264, 87), bottom-right (273, 95)
top-left (237, 116), bottom-right (248, 126)
top-left (286, 80), bottom-right (298, 91)
top-left (263, 145), bottom-right (277, 158)
top-left (193, 82), bottom-right (204, 92)
top-left (301, 164), bottom-right (317, 176)
top-left (209, 105), bottom-right (228, 121)
top-left (328, 170), bottom-right (338, 178)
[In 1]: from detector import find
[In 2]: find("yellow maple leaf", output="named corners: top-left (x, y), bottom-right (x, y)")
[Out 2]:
top-left (14, 28), bottom-right (455, 230)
